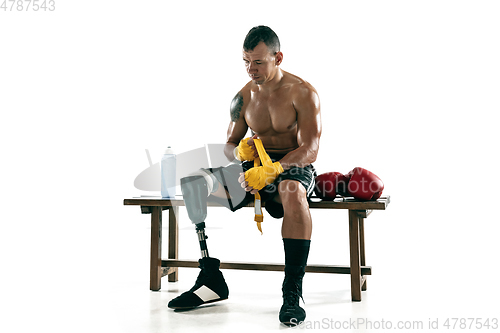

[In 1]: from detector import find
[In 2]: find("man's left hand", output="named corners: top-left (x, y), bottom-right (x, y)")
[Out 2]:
top-left (238, 172), bottom-right (259, 194)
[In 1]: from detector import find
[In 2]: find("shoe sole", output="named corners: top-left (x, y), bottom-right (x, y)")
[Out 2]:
top-left (281, 322), bottom-right (295, 327)
top-left (280, 319), bottom-right (303, 327)
top-left (168, 298), bottom-right (228, 310)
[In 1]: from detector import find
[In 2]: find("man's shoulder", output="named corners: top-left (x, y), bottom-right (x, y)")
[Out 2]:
top-left (230, 82), bottom-right (252, 120)
top-left (232, 81), bottom-right (252, 97)
top-left (240, 80), bottom-right (254, 93)
top-left (283, 72), bottom-right (318, 97)
top-left (282, 75), bottom-right (318, 108)
top-left (282, 71), bottom-right (317, 95)
top-left (281, 72), bottom-right (320, 113)
top-left (233, 82), bottom-right (253, 103)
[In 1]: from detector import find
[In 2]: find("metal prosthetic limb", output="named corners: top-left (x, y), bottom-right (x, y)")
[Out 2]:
top-left (180, 175), bottom-right (211, 258)
top-left (195, 222), bottom-right (209, 258)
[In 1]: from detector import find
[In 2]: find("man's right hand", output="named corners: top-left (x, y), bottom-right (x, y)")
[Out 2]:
top-left (235, 134), bottom-right (259, 161)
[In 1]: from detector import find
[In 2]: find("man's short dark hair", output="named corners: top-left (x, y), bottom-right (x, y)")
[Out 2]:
top-left (243, 26), bottom-right (280, 55)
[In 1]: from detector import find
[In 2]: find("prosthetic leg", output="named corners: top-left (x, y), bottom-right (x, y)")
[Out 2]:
top-left (167, 172), bottom-right (229, 310)
top-left (180, 174), bottom-right (211, 258)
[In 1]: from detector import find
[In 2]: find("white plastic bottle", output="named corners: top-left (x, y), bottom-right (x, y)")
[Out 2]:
top-left (161, 147), bottom-right (177, 198)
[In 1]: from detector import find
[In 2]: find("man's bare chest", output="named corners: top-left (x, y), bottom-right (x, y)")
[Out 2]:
top-left (245, 93), bottom-right (297, 134)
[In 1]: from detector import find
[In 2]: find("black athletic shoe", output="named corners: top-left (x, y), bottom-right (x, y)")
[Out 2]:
top-left (279, 265), bottom-right (306, 326)
top-left (168, 257), bottom-right (229, 310)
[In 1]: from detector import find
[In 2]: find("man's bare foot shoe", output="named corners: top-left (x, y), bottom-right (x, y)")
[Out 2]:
top-left (168, 257), bottom-right (229, 310)
top-left (279, 265), bottom-right (306, 326)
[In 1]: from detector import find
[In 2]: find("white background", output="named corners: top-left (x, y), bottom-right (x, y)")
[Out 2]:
top-left (1, 0), bottom-right (499, 332)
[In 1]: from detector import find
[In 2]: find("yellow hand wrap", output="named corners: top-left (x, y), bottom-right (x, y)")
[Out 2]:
top-left (235, 137), bottom-right (256, 161)
top-left (245, 139), bottom-right (284, 191)
top-left (245, 139), bottom-right (284, 234)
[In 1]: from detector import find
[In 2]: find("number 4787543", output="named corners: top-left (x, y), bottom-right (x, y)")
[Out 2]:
top-left (1, 0), bottom-right (56, 11)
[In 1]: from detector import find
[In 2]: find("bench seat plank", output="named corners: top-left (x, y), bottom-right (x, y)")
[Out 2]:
top-left (124, 196), bottom-right (390, 211)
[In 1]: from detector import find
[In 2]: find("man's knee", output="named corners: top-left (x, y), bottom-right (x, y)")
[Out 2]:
top-left (278, 180), bottom-right (308, 209)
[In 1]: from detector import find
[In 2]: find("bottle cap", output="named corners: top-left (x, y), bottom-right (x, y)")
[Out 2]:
top-left (164, 146), bottom-right (175, 155)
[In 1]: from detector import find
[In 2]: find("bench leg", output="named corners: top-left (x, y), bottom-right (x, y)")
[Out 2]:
top-left (150, 206), bottom-right (162, 291)
top-left (348, 210), bottom-right (362, 301)
top-left (359, 216), bottom-right (367, 291)
top-left (168, 206), bottom-right (179, 282)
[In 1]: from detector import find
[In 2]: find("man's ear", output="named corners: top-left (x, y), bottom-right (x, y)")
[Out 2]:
top-left (275, 52), bottom-right (283, 66)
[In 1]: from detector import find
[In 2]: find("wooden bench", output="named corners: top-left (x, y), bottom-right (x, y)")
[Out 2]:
top-left (123, 195), bottom-right (390, 301)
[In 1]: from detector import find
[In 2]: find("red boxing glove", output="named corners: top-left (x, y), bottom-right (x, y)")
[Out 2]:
top-left (346, 167), bottom-right (384, 201)
top-left (314, 172), bottom-right (350, 200)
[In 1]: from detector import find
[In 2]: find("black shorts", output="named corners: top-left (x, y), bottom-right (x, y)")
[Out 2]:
top-left (206, 154), bottom-right (317, 219)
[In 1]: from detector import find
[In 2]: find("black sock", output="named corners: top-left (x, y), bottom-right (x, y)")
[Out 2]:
top-left (283, 238), bottom-right (311, 267)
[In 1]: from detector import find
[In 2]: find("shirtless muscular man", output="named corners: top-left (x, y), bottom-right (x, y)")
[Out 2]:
top-left (168, 26), bottom-right (321, 326)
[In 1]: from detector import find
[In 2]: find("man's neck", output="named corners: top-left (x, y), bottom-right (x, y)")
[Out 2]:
top-left (256, 68), bottom-right (284, 92)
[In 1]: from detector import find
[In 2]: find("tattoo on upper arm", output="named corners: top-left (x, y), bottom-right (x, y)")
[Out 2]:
top-left (230, 92), bottom-right (244, 122)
